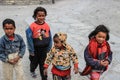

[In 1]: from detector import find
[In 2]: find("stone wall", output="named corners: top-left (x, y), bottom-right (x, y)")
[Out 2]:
top-left (0, 0), bottom-right (54, 5)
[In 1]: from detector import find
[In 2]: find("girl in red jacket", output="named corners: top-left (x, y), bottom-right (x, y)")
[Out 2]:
top-left (81, 25), bottom-right (112, 80)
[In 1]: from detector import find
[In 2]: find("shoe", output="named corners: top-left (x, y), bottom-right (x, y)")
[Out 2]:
top-left (31, 72), bottom-right (37, 78)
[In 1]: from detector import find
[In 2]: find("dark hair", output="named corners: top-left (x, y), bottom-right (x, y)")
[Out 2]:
top-left (88, 25), bottom-right (110, 41)
top-left (2, 18), bottom-right (16, 28)
top-left (53, 34), bottom-right (59, 39)
top-left (53, 34), bottom-right (64, 43)
top-left (32, 6), bottom-right (47, 20)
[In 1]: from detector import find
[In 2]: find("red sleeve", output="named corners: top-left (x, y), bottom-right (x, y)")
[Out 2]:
top-left (74, 63), bottom-right (78, 68)
top-left (44, 64), bottom-right (49, 69)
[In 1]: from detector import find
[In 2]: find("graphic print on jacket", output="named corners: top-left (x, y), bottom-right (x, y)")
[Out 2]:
top-left (45, 45), bottom-right (78, 70)
top-left (30, 22), bottom-right (50, 47)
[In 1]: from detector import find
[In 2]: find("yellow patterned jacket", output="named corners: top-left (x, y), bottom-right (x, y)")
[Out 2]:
top-left (44, 44), bottom-right (78, 70)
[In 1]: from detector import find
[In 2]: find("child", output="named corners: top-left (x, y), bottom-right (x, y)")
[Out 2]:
top-left (0, 18), bottom-right (26, 80)
top-left (44, 32), bottom-right (79, 80)
top-left (80, 25), bottom-right (112, 80)
top-left (25, 6), bottom-right (52, 79)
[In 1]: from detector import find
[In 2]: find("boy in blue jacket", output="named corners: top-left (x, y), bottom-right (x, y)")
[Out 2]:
top-left (0, 18), bottom-right (26, 80)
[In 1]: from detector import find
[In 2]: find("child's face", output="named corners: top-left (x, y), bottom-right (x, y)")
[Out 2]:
top-left (53, 37), bottom-right (63, 49)
top-left (36, 11), bottom-right (46, 24)
top-left (95, 32), bottom-right (107, 44)
top-left (3, 24), bottom-right (15, 36)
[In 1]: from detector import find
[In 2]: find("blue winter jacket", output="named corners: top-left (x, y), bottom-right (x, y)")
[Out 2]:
top-left (0, 34), bottom-right (26, 62)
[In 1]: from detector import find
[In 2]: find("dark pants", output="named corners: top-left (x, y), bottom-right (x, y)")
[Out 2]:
top-left (29, 46), bottom-right (48, 80)
top-left (53, 74), bottom-right (71, 80)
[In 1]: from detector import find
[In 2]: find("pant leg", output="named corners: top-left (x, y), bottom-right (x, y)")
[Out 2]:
top-left (29, 55), bottom-right (39, 72)
top-left (90, 72), bottom-right (100, 80)
top-left (36, 47), bottom-right (48, 80)
top-left (39, 52), bottom-right (47, 80)
top-left (53, 74), bottom-right (71, 80)
top-left (14, 59), bottom-right (24, 80)
top-left (2, 62), bottom-right (13, 80)
top-left (62, 75), bottom-right (71, 80)
top-left (53, 74), bottom-right (62, 80)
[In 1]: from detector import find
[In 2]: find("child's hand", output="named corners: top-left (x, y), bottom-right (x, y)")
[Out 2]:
top-left (13, 55), bottom-right (20, 63)
top-left (100, 60), bottom-right (105, 66)
top-left (74, 67), bottom-right (79, 74)
top-left (30, 53), bottom-right (35, 56)
top-left (8, 59), bottom-right (16, 64)
top-left (44, 69), bottom-right (48, 76)
top-left (100, 60), bottom-right (104, 66)
top-left (100, 60), bottom-right (109, 67)
top-left (103, 60), bottom-right (109, 66)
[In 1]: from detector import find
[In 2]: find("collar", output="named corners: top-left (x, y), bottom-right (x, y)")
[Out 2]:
top-left (4, 34), bottom-right (19, 41)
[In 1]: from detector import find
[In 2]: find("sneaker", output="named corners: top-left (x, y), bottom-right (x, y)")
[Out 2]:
top-left (31, 72), bottom-right (37, 78)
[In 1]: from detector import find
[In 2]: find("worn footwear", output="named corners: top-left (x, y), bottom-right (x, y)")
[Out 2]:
top-left (31, 72), bottom-right (37, 78)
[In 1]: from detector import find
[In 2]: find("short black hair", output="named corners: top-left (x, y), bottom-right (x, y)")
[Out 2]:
top-left (32, 6), bottom-right (47, 20)
top-left (2, 18), bottom-right (16, 28)
top-left (53, 34), bottom-right (59, 39)
top-left (88, 25), bottom-right (110, 41)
